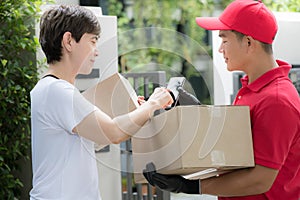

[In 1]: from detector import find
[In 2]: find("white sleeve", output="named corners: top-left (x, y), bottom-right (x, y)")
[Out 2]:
top-left (47, 81), bottom-right (97, 133)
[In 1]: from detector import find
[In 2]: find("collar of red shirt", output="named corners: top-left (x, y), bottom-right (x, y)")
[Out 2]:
top-left (240, 60), bottom-right (292, 92)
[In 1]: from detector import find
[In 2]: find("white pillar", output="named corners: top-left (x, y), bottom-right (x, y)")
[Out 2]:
top-left (54, 0), bottom-right (79, 4)
top-left (212, 31), bottom-right (233, 105)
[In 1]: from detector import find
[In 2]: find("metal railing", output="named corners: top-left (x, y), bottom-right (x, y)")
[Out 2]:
top-left (121, 71), bottom-right (170, 200)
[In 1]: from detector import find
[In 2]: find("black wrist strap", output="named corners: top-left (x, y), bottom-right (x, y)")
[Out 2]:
top-left (182, 179), bottom-right (200, 194)
top-left (42, 74), bottom-right (59, 79)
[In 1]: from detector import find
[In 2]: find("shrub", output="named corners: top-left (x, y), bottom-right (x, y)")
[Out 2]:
top-left (0, 0), bottom-right (42, 198)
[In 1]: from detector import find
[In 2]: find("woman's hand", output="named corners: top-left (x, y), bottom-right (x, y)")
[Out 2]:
top-left (137, 96), bottom-right (146, 105)
top-left (147, 87), bottom-right (173, 109)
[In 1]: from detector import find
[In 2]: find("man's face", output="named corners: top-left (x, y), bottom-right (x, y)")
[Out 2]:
top-left (74, 33), bottom-right (99, 75)
top-left (218, 30), bottom-right (248, 72)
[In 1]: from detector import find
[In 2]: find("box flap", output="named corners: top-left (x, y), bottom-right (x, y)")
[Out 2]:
top-left (83, 73), bottom-right (139, 118)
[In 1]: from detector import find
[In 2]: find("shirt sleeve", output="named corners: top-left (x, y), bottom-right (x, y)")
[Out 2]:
top-left (47, 81), bottom-right (97, 134)
top-left (251, 100), bottom-right (298, 169)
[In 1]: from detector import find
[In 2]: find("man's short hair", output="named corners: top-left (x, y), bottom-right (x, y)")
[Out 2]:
top-left (232, 30), bottom-right (273, 55)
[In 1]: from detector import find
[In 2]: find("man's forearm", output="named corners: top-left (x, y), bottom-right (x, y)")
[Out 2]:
top-left (201, 165), bottom-right (278, 197)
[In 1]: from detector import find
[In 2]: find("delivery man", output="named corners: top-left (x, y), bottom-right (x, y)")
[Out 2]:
top-left (143, 0), bottom-right (300, 199)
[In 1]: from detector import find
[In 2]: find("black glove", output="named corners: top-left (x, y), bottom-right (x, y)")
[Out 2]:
top-left (143, 162), bottom-right (201, 194)
top-left (177, 87), bottom-right (201, 105)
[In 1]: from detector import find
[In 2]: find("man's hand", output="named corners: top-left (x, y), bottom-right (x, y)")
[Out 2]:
top-left (143, 162), bottom-right (201, 194)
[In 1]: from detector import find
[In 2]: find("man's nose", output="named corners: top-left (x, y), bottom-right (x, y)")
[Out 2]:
top-left (218, 44), bottom-right (224, 53)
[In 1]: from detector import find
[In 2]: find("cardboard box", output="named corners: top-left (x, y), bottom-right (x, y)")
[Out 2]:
top-left (82, 73), bottom-right (254, 182)
top-left (132, 105), bottom-right (254, 183)
top-left (82, 73), bottom-right (139, 118)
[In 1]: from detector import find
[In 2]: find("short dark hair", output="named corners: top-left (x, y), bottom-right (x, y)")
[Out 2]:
top-left (39, 5), bottom-right (101, 64)
top-left (231, 30), bottom-right (273, 54)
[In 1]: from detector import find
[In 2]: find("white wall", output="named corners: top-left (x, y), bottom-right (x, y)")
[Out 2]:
top-left (212, 31), bottom-right (233, 105)
top-left (273, 12), bottom-right (300, 65)
top-left (54, 0), bottom-right (79, 4)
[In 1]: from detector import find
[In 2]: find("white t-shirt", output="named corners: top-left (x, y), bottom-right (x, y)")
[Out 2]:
top-left (30, 76), bottom-right (101, 200)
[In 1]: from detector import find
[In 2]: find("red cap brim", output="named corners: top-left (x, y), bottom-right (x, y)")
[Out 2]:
top-left (195, 17), bottom-right (230, 30)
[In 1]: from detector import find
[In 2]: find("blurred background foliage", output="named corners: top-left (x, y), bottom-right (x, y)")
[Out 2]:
top-left (265, 0), bottom-right (300, 12)
top-left (108, 0), bottom-right (214, 72)
top-left (0, 0), bottom-right (44, 199)
top-left (105, 0), bottom-right (300, 104)
top-left (106, 0), bottom-right (300, 73)
top-left (107, 0), bottom-right (217, 104)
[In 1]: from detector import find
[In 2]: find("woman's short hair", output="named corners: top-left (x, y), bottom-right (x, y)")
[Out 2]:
top-left (39, 5), bottom-right (101, 64)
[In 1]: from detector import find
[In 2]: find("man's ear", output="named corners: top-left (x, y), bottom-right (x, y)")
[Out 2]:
top-left (246, 36), bottom-right (252, 46)
top-left (62, 32), bottom-right (73, 52)
top-left (245, 35), bottom-right (258, 53)
top-left (246, 36), bottom-right (259, 47)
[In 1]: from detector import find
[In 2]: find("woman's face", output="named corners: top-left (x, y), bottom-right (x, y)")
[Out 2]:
top-left (74, 33), bottom-right (99, 75)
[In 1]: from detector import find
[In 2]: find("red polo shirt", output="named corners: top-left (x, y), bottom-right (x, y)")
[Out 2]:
top-left (219, 60), bottom-right (300, 200)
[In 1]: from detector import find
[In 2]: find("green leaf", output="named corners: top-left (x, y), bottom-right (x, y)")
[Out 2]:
top-left (1, 59), bottom-right (8, 67)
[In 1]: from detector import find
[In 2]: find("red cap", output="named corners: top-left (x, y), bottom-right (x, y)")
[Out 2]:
top-left (195, 0), bottom-right (277, 44)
